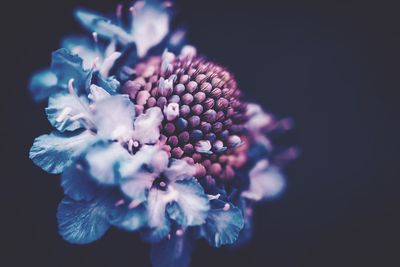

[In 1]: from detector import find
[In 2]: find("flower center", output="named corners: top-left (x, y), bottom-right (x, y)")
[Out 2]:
top-left (123, 55), bottom-right (249, 183)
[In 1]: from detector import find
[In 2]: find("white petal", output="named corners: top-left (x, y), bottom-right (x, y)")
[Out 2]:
top-left (100, 51), bottom-right (121, 78)
top-left (121, 171), bottom-right (154, 202)
top-left (195, 140), bottom-right (212, 154)
top-left (93, 95), bottom-right (135, 141)
top-left (133, 107), bottom-right (163, 144)
top-left (241, 161), bottom-right (286, 200)
top-left (132, 4), bottom-right (169, 57)
top-left (147, 187), bottom-right (178, 228)
top-left (164, 159), bottom-right (196, 181)
top-left (163, 103), bottom-right (179, 121)
top-left (88, 84), bottom-right (111, 101)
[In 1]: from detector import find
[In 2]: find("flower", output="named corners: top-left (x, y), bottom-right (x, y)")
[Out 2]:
top-left (29, 1), bottom-right (297, 267)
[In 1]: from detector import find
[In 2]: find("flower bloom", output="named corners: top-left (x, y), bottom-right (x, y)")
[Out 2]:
top-left (29, 1), bottom-right (297, 266)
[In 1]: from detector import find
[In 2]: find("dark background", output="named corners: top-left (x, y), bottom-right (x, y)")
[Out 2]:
top-left (2, 0), bottom-right (399, 266)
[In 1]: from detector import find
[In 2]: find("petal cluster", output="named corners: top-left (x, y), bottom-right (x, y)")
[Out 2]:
top-left (29, 1), bottom-right (296, 267)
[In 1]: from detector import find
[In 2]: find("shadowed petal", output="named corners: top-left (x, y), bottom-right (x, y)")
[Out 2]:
top-left (92, 71), bottom-right (121, 95)
top-left (29, 130), bottom-right (94, 174)
top-left (29, 69), bottom-right (59, 102)
top-left (62, 36), bottom-right (101, 70)
top-left (167, 178), bottom-right (209, 226)
top-left (51, 48), bottom-right (92, 93)
top-left (110, 204), bottom-right (148, 232)
top-left (75, 9), bottom-right (133, 44)
top-left (132, 107), bottom-right (163, 144)
top-left (46, 92), bottom-right (91, 132)
top-left (57, 196), bottom-right (112, 244)
top-left (197, 199), bottom-right (244, 247)
top-left (61, 161), bottom-right (98, 201)
top-left (150, 231), bottom-right (193, 267)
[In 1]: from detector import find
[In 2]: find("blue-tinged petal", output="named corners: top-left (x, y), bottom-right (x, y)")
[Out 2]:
top-left (29, 69), bottom-right (59, 102)
top-left (29, 130), bottom-right (95, 174)
top-left (197, 199), bottom-right (244, 247)
top-left (150, 231), bottom-right (193, 267)
top-left (167, 178), bottom-right (209, 226)
top-left (61, 161), bottom-right (98, 201)
top-left (51, 48), bottom-right (92, 93)
top-left (85, 142), bottom-right (132, 185)
top-left (132, 2), bottom-right (169, 57)
top-left (110, 205), bottom-right (147, 232)
top-left (75, 9), bottom-right (133, 44)
top-left (62, 36), bottom-right (102, 70)
top-left (229, 197), bottom-right (253, 248)
top-left (46, 92), bottom-right (91, 132)
top-left (132, 107), bottom-right (163, 144)
top-left (92, 71), bottom-right (120, 94)
top-left (57, 196), bottom-right (111, 244)
top-left (93, 95), bottom-right (135, 141)
top-left (241, 161), bottom-right (285, 200)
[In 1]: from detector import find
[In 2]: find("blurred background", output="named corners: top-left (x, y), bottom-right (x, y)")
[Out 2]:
top-left (2, 0), bottom-right (399, 266)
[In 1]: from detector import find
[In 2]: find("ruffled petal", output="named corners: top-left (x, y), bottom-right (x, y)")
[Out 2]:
top-left (92, 71), bottom-right (121, 95)
top-left (118, 144), bottom-right (160, 178)
top-left (197, 199), bottom-right (244, 247)
top-left (132, 107), bottom-right (163, 144)
top-left (164, 159), bottom-right (196, 181)
top-left (57, 196), bottom-right (112, 244)
top-left (241, 161), bottom-right (285, 200)
top-left (93, 95), bottom-right (135, 141)
top-left (150, 231), bottom-right (193, 267)
top-left (75, 9), bottom-right (133, 44)
top-left (62, 36), bottom-right (101, 70)
top-left (61, 161), bottom-right (98, 201)
top-left (29, 69), bottom-right (59, 102)
top-left (85, 142), bottom-right (132, 185)
top-left (132, 2), bottom-right (169, 57)
top-left (167, 178), bottom-right (209, 226)
top-left (46, 92), bottom-right (91, 132)
top-left (51, 48), bottom-right (92, 94)
top-left (110, 204), bottom-right (147, 232)
top-left (29, 130), bottom-right (95, 174)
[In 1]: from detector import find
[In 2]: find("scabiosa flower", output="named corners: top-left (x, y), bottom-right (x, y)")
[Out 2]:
top-left (29, 1), bottom-right (297, 266)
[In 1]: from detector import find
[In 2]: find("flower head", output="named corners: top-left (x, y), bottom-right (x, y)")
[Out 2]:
top-left (29, 1), bottom-right (297, 267)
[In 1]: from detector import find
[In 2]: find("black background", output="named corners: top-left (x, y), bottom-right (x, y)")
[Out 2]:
top-left (2, 0), bottom-right (400, 266)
